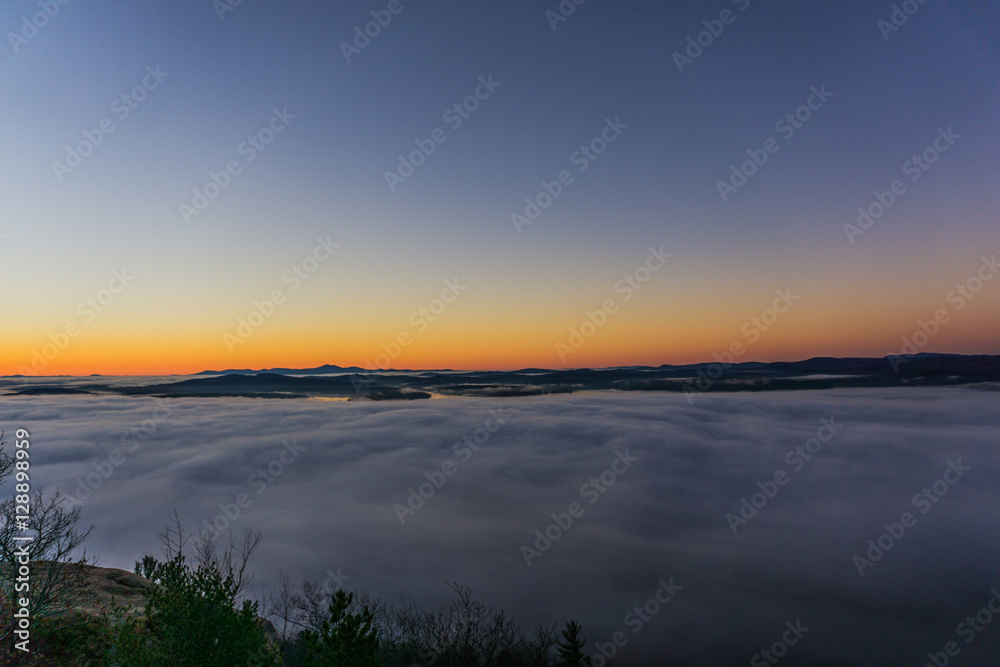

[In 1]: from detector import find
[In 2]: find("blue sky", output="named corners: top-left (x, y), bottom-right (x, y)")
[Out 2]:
top-left (2, 0), bottom-right (998, 373)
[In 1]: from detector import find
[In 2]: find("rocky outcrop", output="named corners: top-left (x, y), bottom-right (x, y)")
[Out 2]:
top-left (28, 562), bottom-right (276, 638)
top-left (70, 563), bottom-right (151, 619)
top-left (19, 561), bottom-right (152, 621)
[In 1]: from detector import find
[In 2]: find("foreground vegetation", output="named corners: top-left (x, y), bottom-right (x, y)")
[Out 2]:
top-left (0, 436), bottom-right (596, 666)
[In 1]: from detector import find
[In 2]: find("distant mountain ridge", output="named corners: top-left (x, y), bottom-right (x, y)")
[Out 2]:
top-left (195, 364), bottom-right (367, 375)
top-left (6, 353), bottom-right (998, 400)
top-left (196, 352), bottom-right (983, 377)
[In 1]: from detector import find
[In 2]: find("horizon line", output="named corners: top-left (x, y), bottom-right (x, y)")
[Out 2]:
top-left (4, 351), bottom-right (993, 379)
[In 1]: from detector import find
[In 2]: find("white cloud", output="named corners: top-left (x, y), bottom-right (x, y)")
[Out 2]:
top-left (2, 387), bottom-right (998, 665)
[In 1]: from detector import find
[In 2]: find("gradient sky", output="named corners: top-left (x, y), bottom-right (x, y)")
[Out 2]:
top-left (2, 0), bottom-right (998, 375)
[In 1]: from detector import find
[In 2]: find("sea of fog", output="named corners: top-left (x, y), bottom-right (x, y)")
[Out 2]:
top-left (2, 387), bottom-right (998, 666)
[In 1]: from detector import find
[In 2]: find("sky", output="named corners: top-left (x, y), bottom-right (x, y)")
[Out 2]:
top-left (7, 387), bottom-right (1000, 664)
top-left (2, 0), bottom-right (998, 375)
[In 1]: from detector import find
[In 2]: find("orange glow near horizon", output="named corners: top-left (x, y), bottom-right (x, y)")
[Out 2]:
top-left (5, 299), bottom-right (998, 377)
top-left (5, 252), bottom-right (999, 376)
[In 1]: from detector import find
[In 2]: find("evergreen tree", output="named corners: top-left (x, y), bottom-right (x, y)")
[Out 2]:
top-left (298, 589), bottom-right (379, 666)
top-left (110, 554), bottom-right (278, 666)
top-left (555, 620), bottom-right (592, 666)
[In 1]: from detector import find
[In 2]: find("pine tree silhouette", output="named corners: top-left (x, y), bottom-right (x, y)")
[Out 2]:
top-left (300, 590), bottom-right (379, 666)
top-left (555, 620), bottom-right (593, 666)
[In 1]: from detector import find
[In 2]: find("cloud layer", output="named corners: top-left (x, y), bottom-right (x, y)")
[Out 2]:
top-left (3, 387), bottom-right (999, 665)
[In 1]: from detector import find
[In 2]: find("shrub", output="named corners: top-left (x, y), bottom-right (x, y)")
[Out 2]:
top-left (297, 589), bottom-right (379, 666)
top-left (108, 554), bottom-right (279, 667)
